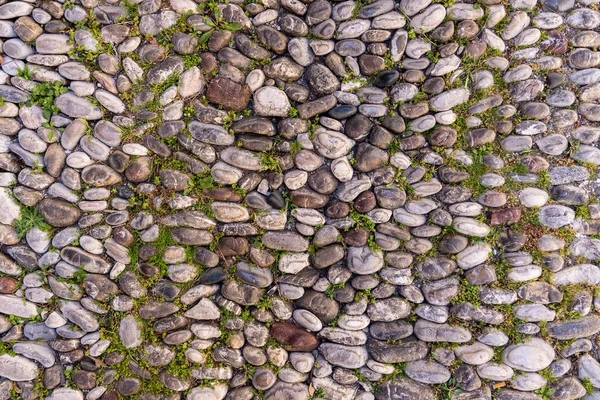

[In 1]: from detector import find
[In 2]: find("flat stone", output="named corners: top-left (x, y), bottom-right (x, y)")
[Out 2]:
top-left (0, 294), bottom-right (38, 318)
top-left (503, 338), bottom-right (555, 372)
top-left (0, 354), bottom-right (38, 381)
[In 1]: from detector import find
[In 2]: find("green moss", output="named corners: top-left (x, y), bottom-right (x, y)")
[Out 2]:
top-left (451, 278), bottom-right (481, 308)
top-left (536, 170), bottom-right (551, 190)
top-left (368, 234), bottom-right (382, 252)
top-left (549, 284), bottom-right (585, 321)
top-left (289, 141), bottom-right (302, 158)
top-left (182, 54), bottom-right (202, 69)
top-left (493, 304), bottom-right (523, 344)
top-left (351, 0), bottom-right (373, 19)
top-left (575, 205), bottom-right (591, 221)
top-left (185, 169), bottom-right (216, 196)
top-left (538, 367), bottom-right (557, 384)
top-left (582, 378), bottom-right (594, 395)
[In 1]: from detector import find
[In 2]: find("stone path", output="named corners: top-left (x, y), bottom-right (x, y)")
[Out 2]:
top-left (0, 0), bottom-right (599, 399)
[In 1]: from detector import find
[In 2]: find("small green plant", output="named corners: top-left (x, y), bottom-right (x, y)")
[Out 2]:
top-left (289, 141), bottom-right (302, 158)
top-left (31, 160), bottom-right (44, 174)
top-left (433, 0), bottom-right (455, 6)
top-left (260, 152), bottom-right (282, 173)
top-left (437, 377), bottom-right (459, 399)
top-left (248, 57), bottom-right (272, 70)
top-left (184, 169), bottom-right (216, 196)
top-left (231, 183), bottom-right (246, 197)
top-left (197, 3), bottom-right (243, 47)
top-left (426, 50), bottom-right (440, 64)
top-left (209, 232), bottom-right (224, 252)
top-left (367, 234), bottom-right (381, 252)
top-left (311, 387), bottom-right (326, 399)
top-left (256, 295), bottom-right (272, 311)
top-left (62, 0), bottom-right (76, 10)
top-left (27, 82), bottom-right (68, 120)
top-left (182, 105), bottom-right (195, 118)
top-left (16, 65), bottom-right (32, 80)
top-left (351, 0), bottom-right (373, 19)
top-left (349, 210), bottom-right (375, 232)
top-left (13, 206), bottom-right (50, 239)
top-left (387, 138), bottom-right (401, 154)
top-left (383, 51), bottom-right (396, 70)
top-left (182, 54), bottom-right (202, 69)
top-left (325, 282), bottom-right (345, 299)
top-left (354, 289), bottom-right (376, 304)
top-left (535, 385), bottom-right (553, 400)
top-left (582, 378), bottom-right (594, 395)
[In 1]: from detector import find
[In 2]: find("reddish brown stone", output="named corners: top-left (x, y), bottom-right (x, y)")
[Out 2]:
top-left (200, 52), bottom-right (217, 73)
top-left (490, 207), bottom-right (522, 226)
top-left (206, 77), bottom-right (251, 112)
top-left (72, 370), bottom-right (96, 390)
top-left (218, 237), bottom-right (248, 257)
top-left (358, 54), bottom-right (385, 76)
top-left (203, 188), bottom-right (243, 202)
top-left (326, 202), bottom-right (350, 219)
top-left (0, 277), bottom-right (17, 294)
top-left (342, 229), bottom-right (369, 247)
top-left (113, 226), bottom-right (135, 247)
top-left (465, 40), bottom-right (487, 60)
top-left (270, 322), bottom-right (319, 352)
top-left (354, 191), bottom-right (376, 213)
top-left (428, 127), bottom-right (457, 148)
top-left (289, 188), bottom-right (329, 208)
top-left (520, 155), bottom-right (550, 173)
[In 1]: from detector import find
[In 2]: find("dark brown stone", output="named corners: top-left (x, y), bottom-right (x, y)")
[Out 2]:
top-left (354, 191), bottom-right (376, 213)
top-left (520, 155), bottom-right (550, 173)
top-left (342, 229), bottom-right (369, 247)
top-left (358, 54), bottom-right (385, 75)
top-left (289, 188), bottom-right (329, 208)
top-left (296, 290), bottom-right (340, 323)
top-left (206, 77), bottom-right (251, 112)
top-left (38, 198), bottom-right (81, 228)
top-left (429, 127), bottom-right (457, 148)
top-left (326, 202), bottom-right (351, 218)
top-left (490, 207), bottom-right (522, 226)
top-left (218, 237), bottom-right (248, 256)
top-left (542, 30), bottom-right (568, 55)
top-left (270, 322), bottom-right (319, 352)
top-left (113, 226), bottom-right (135, 247)
top-left (0, 277), bottom-right (17, 293)
top-left (72, 370), bottom-right (96, 390)
top-left (203, 188), bottom-right (243, 202)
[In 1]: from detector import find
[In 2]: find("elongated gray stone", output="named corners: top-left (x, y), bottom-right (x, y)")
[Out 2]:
top-left (0, 294), bottom-right (38, 318)
top-left (0, 354), bottom-right (38, 381)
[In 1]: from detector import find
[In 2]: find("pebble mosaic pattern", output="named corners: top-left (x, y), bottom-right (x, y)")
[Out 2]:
top-left (0, 0), bottom-right (600, 399)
